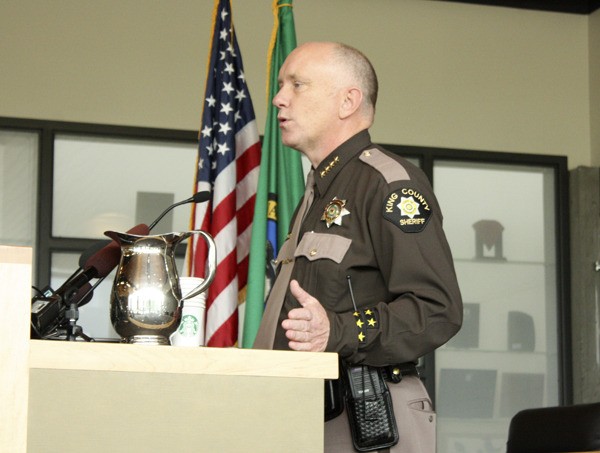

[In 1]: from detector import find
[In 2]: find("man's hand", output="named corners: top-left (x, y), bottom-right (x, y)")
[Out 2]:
top-left (281, 279), bottom-right (330, 352)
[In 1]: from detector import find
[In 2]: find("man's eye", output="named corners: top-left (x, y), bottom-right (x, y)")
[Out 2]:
top-left (293, 82), bottom-right (303, 88)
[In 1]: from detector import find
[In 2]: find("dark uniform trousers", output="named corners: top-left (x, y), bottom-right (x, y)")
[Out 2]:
top-left (324, 375), bottom-right (435, 453)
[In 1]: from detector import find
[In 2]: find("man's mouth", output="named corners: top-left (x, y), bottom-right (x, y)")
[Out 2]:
top-left (277, 115), bottom-right (289, 127)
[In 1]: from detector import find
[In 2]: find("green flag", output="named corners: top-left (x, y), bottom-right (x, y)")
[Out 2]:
top-left (242, 0), bottom-right (304, 348)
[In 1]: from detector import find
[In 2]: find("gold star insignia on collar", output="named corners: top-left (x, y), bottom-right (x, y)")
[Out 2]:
top-left (322, 197), bottom-right (350, 228)
top-left (320, 156), bottom-right (339, 178)
top-left (367, 318), bottom-right (377, 327)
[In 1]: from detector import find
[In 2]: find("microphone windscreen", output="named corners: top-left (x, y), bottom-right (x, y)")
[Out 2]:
top-left (79, 240), bottom-right (110, 269)
top-left (192, 191), bottom-right (211, 203)
top-left (85, 244), bottom-right (121, 278)
top-left (129, 223), bottom-right (150, 236)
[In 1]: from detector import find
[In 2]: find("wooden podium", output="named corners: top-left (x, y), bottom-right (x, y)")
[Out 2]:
top-left (0, 246), bottom-right (338, 453)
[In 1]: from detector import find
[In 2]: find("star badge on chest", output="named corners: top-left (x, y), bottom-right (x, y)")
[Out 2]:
top-left (321, 197), bottom-right (350, 228)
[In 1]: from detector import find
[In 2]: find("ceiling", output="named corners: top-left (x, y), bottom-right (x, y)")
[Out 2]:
top-left (444, 0), bottom-right (600, 14)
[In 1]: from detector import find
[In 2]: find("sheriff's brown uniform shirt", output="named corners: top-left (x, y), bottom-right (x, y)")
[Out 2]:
top-left (271, 130), bottom-right (463, 366)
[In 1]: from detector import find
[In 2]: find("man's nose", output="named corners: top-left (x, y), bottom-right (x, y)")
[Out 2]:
top-left (273, 88), bottom-right (286, 107)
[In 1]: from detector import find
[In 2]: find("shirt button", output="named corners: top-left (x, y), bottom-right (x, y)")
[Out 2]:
top-left (309, 249), bottom-right (317, 256)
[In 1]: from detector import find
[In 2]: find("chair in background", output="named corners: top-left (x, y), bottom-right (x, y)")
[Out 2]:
top-left (506, 402), bottom-right (600, 452)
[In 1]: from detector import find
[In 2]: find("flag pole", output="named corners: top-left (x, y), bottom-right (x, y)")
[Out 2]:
top-left (242, 0), bottom-right (304, 348)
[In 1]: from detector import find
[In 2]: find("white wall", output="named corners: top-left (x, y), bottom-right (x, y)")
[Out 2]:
top-left (0, 0), bottom-right (596, 169)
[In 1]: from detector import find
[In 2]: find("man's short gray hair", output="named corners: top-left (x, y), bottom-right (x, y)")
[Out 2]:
top-left (333, 43), bottom-right (379, 110)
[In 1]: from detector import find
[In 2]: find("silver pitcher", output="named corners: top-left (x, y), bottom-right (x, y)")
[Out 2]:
top-left (104, 230), bottom-right (216, 345)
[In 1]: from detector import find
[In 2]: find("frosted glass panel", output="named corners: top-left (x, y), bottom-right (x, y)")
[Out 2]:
top-left (53, 135), bottom-right (198, 239)
top-left (436, 164), bottom-right (547, 262)
top-left (433, 161), bottom-right (559, 452)
top-left (0, 130), bottom-right (38, 246)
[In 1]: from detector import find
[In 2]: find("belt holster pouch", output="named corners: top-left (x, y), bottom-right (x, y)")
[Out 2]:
top-left (343, 363), bottom-right (399, 452)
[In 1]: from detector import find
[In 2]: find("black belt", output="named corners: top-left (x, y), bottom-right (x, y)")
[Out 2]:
top-left (324, 362), bottom-right (420, 421)
top-left (381, 362), bottom-right (420, 383)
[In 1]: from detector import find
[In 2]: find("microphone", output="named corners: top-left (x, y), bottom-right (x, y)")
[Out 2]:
top-left (148, 191), bottom-right (210, 231)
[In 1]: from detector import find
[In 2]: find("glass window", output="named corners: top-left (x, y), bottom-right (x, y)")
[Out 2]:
top-left (0, 130), bottom-right (38, 246)
top-left (433, 161), bottom-right (559, 452)
top-left (48, 133), bottom-right (198, 340)
top-left (53, 134), bottom-right (198, 238)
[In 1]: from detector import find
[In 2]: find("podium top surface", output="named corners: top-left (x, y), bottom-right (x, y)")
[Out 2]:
top-left (29, 340), bottom-right (339, 380)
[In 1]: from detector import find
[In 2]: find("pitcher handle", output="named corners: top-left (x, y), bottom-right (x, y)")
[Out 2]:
top-left (182, 230), bottom-right (217, 301)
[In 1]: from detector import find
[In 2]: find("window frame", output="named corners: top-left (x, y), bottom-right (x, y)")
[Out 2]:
top-left (384, 143), bottom-right (571, 406)
top-left (0, 116), bottom-right (571, 406)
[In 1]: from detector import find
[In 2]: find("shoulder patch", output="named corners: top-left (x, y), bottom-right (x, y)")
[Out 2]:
top-left (382, 186), bottom-right (432, 233)
top-left (359, 148), bottom-right (410, 184)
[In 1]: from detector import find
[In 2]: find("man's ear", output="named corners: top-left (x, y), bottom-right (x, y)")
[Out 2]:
top-left (339, 87), bottom-right (363, 119)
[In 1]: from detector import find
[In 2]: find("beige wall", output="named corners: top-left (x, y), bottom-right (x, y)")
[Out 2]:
top-left (590, 8), bottom-right (600, 167)
top-left (0, 0), bottom-right (596, 169)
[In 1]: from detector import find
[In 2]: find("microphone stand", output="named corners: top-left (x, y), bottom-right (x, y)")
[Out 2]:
top-left (63, 290), bottom-right (89, 341)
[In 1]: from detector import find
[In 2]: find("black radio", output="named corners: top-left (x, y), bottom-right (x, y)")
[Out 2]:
top-left (343, 364), bottom-right (399, 452)
top-left (346, 365), bottom-right (386, 399)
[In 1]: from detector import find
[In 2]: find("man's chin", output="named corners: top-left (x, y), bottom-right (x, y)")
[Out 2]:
top-left (280, 136), bottom-right (295, 149)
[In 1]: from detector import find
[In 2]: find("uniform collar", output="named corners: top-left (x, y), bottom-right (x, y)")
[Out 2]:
top-left (313, 130), bottom-right (372, 196)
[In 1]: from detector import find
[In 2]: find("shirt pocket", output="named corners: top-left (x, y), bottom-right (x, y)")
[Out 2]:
top-left (295, 232), bottom-right (352, 263)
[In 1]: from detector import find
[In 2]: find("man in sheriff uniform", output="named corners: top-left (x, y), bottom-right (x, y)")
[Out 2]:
top-left (253, 41), bottom-right (463, 453)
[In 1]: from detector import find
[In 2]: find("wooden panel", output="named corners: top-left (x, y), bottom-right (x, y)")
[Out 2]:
top-left (0, 246), bottom-right (32, 452)
top-left (29, 340), bottom-right (338, 379)
top-left (28, 369), bottom-right (323, 453)
top-left (26, 344), bottom-right (337, 452)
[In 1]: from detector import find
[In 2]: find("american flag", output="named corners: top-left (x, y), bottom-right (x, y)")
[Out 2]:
top-left (189, 0), bottom-right (261, 347)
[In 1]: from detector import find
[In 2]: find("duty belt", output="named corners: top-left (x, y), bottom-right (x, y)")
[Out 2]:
top-left (381, 362), bottom-right (420, 383)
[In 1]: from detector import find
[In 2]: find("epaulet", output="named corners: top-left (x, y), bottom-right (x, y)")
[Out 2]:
top-left (358, 148), bottom-right (410, 184)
